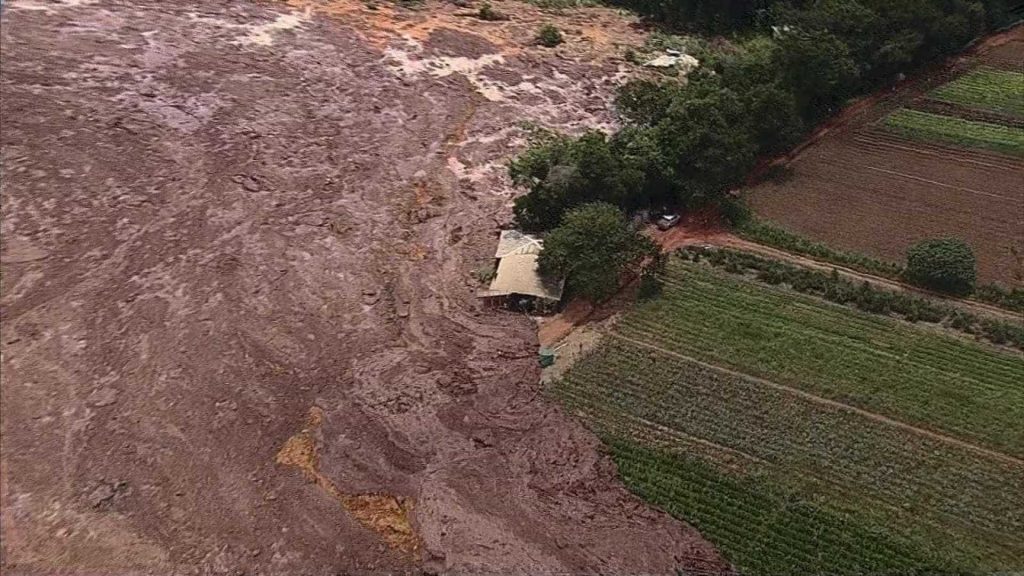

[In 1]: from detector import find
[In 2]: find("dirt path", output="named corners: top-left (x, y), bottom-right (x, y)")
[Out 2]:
top-left (0, 1), bottom-right (725, 575)
top-left (609, 334), bottom-right (1024, 468)
top-left (654, 225), bottom-right (1023, 322)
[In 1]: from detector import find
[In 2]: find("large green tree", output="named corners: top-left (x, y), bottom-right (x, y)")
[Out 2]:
top-left (510, 131), bottom-right (645, 232)
top-left (539, 202), bottom-right (658, 302)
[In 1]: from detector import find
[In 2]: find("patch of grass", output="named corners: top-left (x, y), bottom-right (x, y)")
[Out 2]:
top-left (976, 282), bottom-right (1024, 313)
top-left (554, 337), bottom-right (1024, 573)
top-left (736, 218), bottom-right (1024, 313)
top-left (680, 246), bottom-right (1024, 349)
top-left (606, 439), bottom-right (946, 576)
top-left (882, 108), bottom-right (1024, 156)
top-left (472, 263), bottom-right (496, 284)
top-left (931, 68), bottom-right (1024, 117)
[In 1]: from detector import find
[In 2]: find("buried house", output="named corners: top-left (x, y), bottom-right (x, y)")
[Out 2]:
top-left (477, 230), bottom-right (564, 313)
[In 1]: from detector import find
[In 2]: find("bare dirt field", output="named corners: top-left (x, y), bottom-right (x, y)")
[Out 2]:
top-left (0, 1), bottom-right (726, 574)
top-left (746, 27), bottom-right (1024, 287)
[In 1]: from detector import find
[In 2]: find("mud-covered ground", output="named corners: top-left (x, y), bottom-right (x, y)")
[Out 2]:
top-left (0, 1), bottom-right (725, 574)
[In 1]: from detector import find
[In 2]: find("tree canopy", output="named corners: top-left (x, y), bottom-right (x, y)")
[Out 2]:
top-left (538, 203), bottom-right (658, 302)
top-left (508, 0), bottom-right (1006, 234)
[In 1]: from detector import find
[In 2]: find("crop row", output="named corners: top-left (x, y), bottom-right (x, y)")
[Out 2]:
top-left (555, 340), bottom-right (1024, 530)
top-left (652, 266), bottom-right (1024, 387)
top-left (550, 339), bottom-right (1024, 571)
top-left (881, 108), bottom-right (1024, 156)
top-left (930, 68), bottom-right (1024, 118)
top-left (618, 261), bottom-right (1024, 456)
top-left (607, 437), bottom-right (947, 575)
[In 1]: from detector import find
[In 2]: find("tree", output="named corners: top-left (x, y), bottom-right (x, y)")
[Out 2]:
top-left (510, 131), bottom-right (644, 232)
top-left (615, 80), bottom-right (678, 126)
top-left (649, 79), bottom-right (759, 205)
top-left (904, 238), bottom-right (977, 295)
top-left (539, 202), bottom-right (658, 302)
top-left (777, 28), bottom-right (859, 119)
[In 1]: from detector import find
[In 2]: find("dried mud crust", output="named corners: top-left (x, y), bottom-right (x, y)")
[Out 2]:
top-left (0, 1), bottom-right (724, 575)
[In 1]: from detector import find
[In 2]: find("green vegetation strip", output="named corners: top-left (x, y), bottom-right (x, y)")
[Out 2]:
top-left (735, 219), bottom-right (905, 278)
top-left (552, 335), bottom-right (1024, 573)
top-left (617, 261), bottom-right (1024, 457)
top-left (882, 108), bottom-right (1024, 156)
top-left (682, 247), bottom-right (1024, 349)
top-left (931, 68), bottom-right (1024, 118)
top-left (735, 219), bottom-right (1024, 314)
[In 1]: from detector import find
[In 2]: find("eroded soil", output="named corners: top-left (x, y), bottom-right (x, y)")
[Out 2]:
top-left (0, 0), bottom-right (724, 574)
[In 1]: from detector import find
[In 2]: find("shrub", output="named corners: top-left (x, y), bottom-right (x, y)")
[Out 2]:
top-left (638, 269), bottom-right (662, 300)
top-left (476, 2), bottom-right (509, 21)
top-left (974, 284), bottom-right (1024, 313)
top-left (904, 238), bottom-right (977, 296)
top-left (536, 24), bottom-right (564, 47)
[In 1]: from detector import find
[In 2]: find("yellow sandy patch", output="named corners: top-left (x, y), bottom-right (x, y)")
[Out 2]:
top-left (276, 407), bottom-right (421, 556)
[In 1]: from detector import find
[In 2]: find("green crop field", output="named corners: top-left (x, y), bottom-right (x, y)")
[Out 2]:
top-left (615, 262), bottom-right (1024, 457)
top-left (550, 260), bottom-right (1024, 574)
top-left (881, 108), bottom-right (1024, 155)
top-left (931, 68), bottom-right (1024, 117)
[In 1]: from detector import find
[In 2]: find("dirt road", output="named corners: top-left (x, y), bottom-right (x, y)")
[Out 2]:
top-left (654, 223), bottom-right (1023, 322)
top-left (0, 1), bottom-right (724, 574)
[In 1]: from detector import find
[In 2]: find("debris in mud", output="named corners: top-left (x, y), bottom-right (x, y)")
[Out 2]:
top-left (643, 50), bottom-right (699, 76)
top-left (362, 288), bottom-right (382, 305)
top-left (86, 480), bottom-right (129, 509)
top-left (276, 408), bottom-right (422, 556)
top-left (231, 174), bottom-right (263, 192)
top-left (87, 387), bottom-right (119, 407)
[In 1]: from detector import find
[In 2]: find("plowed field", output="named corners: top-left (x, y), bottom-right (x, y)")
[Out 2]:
top-left (747, 26), bottom-right (1024, 287)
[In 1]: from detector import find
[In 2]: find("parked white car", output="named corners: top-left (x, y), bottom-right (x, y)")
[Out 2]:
top-left (657, 213), bottom-right (681, 230)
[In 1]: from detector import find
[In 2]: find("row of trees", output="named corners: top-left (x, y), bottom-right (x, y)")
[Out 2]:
top-left (607, 0), bottom-right (1017, 37)
top-left (509, 0), bottom-right (1013, 300)
top-left (510, 0), bottom-right (1012, 237)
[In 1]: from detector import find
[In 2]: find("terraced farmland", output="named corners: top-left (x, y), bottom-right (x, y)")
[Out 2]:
top-left (550, 259), bottom-right (1024, 574)
top-left (882, 108), bottom-right (1024, 155)
top-left (930, 68), bottom-right (1024, 117)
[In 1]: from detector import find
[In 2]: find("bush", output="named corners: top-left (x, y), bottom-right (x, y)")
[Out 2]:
top-left (476, 2), bottom-right (509, 21)
top-left (638, 268), bottom-right (663, 300)
top-left (904, 238), bottom-right (977, 296)
top-left (536, 24), bottom-right (564, 47)
top-left (974, 284), bottom-right (1024, 313)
